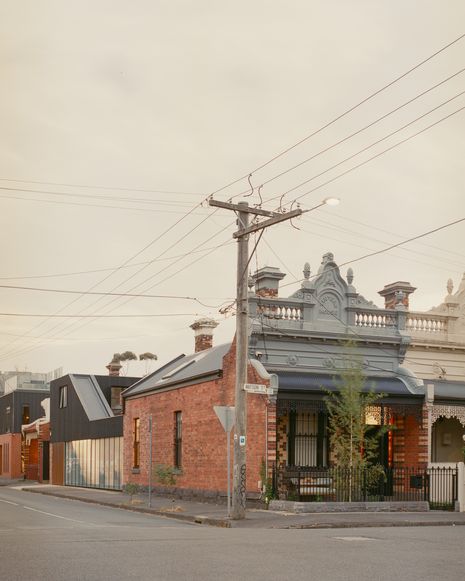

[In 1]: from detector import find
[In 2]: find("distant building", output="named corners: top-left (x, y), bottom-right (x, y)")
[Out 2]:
top-left (50, 366), bottom-right (139, 490)
top-left (0, 370), bottom-right (53, 480)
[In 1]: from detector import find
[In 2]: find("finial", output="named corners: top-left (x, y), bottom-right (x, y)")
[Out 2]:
top-left (346, 267), bottom-right (354, 285)
top-left (447, 278), bottom-right (454, 295)
top-left (395, 290), bottom-right (405, 304)
top-left (303, 262), bottom-right (311, 280)
top-left (322, 252), bottom-right (334, 264)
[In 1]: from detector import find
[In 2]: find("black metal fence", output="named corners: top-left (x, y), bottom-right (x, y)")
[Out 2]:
top-left (272, 465), bottom-right (458, 509)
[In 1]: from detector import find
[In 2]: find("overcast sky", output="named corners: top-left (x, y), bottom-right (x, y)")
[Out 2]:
top-left (1, 1), bottom-right (464, 377)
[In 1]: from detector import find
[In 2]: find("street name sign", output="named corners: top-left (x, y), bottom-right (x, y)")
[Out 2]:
top-left (244, 383), bottom-right (273, 395)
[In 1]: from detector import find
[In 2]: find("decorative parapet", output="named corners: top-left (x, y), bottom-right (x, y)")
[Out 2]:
top-left (250, 296), bottom-right (405, 336)
top-left (249, 296), bottom-right (307, 323)
top-left (350, 308), bottom-right (398, 329)
top-left (406, 312), bottom-right (449, 339)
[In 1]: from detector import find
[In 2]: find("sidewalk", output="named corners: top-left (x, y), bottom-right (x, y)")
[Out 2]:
top-left (16, 483), bottom-right (465, 529)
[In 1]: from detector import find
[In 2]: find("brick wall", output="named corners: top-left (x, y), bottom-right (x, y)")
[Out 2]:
top-left (0, 433), bottom-right (22, 479)
top-left (393, 407), bottom-right (428, 468)
top-left (123, 343), bottom-right (276, 496)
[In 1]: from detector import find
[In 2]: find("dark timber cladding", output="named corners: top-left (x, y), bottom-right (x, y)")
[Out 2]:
top-left (50, 374), bottom-right (138, 442)
top-left (0, 390), bottom-right (50, 434)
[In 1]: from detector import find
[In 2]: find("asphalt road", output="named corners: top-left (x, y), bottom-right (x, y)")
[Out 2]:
top-left (1, 487), bottom-right (464, 581)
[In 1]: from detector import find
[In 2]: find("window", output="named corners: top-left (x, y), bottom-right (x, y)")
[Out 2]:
top-left (288, 411), bottom-right (327, 467)
top-left (110, 387), bottom-right (123, 414)
top-left (174, 411), bottom-right (182, 468)
top-left (59, 385), bottom-right (68, 408)
top-left (22, 405), bottom-right (30, 424)
top-left (133, 418), bottom-right (140, 469)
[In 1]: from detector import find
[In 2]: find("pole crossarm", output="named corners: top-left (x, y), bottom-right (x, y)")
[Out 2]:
top-left (208, 198), bottom-right (278, 218)
top-left (233, 208), bottom-right (302, 238)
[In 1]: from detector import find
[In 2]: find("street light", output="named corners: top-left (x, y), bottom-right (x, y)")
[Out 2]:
top-left (323, 197), bottom-right (340, 206)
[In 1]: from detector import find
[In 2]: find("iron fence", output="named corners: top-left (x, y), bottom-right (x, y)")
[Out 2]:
top-left (272, 465), bottom-right (457, 508)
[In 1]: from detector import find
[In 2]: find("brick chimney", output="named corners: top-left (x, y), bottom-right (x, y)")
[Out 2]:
top-left (190, 318), bottom-right (219, 353)
top-left (252, 266), bottom-right (286, 298)
top-left (106, 355), bottom-right (122, 377)
top-left (378, 281), bottom-right (416, 310)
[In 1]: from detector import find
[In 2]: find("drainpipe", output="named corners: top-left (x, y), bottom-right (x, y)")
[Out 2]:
top-left (426, 383), bottom-right (434, 465)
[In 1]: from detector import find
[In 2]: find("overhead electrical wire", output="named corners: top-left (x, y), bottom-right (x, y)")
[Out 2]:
top-left (263, 92), bottom-right (465, 207)
top-left (206, 32), bottom-right (465, 199)
top-left (230, 67), bottom-right (465, 199)
top-left (323, 211), bottom-right (465, 262)
top-left (2, 34), bottom-right (464, 365)
top-left (0, 192), bottom-right (221, 360)
top-left (299, 215), bottom-right (465, 272)
top-left (0, 241), bottom-right (236, 281)
top-left (0, 312), bottom-right (203, 318)
top-left (256, 103), bottom-right (465, 213)
top-left (0, 229), bottom-right (234, 361)
top-left (0, 284), bottom-right (232, 309)
top-left (0, 177), bottom-right (202, 196)
top-left (0, 192), bottom-right (212, 216)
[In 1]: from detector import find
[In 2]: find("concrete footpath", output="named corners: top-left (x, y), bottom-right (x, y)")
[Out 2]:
top-left (9, 482), bottom-right (465, 529)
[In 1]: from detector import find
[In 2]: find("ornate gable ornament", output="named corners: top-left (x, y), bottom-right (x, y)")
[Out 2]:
top-left (314, 253), bottom-right (349, 322)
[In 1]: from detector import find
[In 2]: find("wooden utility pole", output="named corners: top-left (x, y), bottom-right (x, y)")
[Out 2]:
top-left (209, 198), bottom-right (302, 519)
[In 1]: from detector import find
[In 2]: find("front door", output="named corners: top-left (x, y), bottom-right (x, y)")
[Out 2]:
top-left (42, 441), bottom-right (50, 482)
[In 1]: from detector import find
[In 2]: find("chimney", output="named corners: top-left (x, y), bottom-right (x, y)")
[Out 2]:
top-left (190, 318), bottom-right (219, 353)
top-left (106, 354), bottom-right (122, 377)
top-left (252, 266), bottom-right (286, 298)
top-left (378, 281), bottom-right (417, 310)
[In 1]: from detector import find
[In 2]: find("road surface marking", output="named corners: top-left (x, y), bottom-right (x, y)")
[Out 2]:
top-left (333, 536), bottom-right (377, 542)
top-left (22, 506), bottom-right (92, 525)
top-left (0, 499), bottom-right (18, 506)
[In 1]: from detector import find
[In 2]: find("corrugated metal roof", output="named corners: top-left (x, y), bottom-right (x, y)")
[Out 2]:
top-left (69, 374), bottom-right (114, 420)
top-left (123, 342), bottom-right (231, 398)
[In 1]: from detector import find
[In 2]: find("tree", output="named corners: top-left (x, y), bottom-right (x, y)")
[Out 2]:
top-left (324, 350), bottom-right (387, 500)
top-left (139, 352), bottom-right (158, 375)
top-left (119, 351), bottom-right (137, 375)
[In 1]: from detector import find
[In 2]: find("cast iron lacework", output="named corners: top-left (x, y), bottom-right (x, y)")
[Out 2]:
top-left (278, 400), bottom-right (424, 425)
top-left (431, 404), bottom-right (465, 427)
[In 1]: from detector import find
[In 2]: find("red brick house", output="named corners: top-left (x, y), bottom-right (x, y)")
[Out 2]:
top-left (122, 329), bottom-right (276, 499)
top-left (22, 400), bottom-right (51, 483)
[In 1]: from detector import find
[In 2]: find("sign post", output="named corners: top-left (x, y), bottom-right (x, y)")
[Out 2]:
top-left (148, 415), bottom-right (153, 508)
top-left (213, 405), bottom-right (235, 518)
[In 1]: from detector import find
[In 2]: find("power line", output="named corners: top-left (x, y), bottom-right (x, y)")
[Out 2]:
top-left (0, 312), bottom-right (204, 319)
top-left (279, 214), bottom-right (465, 292)
top-left (0, 284), bottom-right (232, 309)
top-left (300, 215), bottom-right (465, 272)
top-left (0, 185), bottom-right (202, 205)
top-left (0, 241), bottom-right (235, 281)
top-left (207, 33), bottom-right (465, 199)
top-left (0, 228), bottom-right (233, 362)
top-left (0, 185), bottom-right (218, 360)
top-left (0, 192), bottom-right (212, 216)
top-left (231, 67), bottom-right (465, 199)
top-left (263, 92), bottom-right (465, 206)
top-left (256, 103), bottom-right (465, 214)
top-left (0, 177), bottom-right (202, 196)
top-left (304, 213), bottom-right (465, 265)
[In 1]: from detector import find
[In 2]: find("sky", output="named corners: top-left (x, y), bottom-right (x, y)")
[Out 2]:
top-left (0, 1), bottom-right (464, 377)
